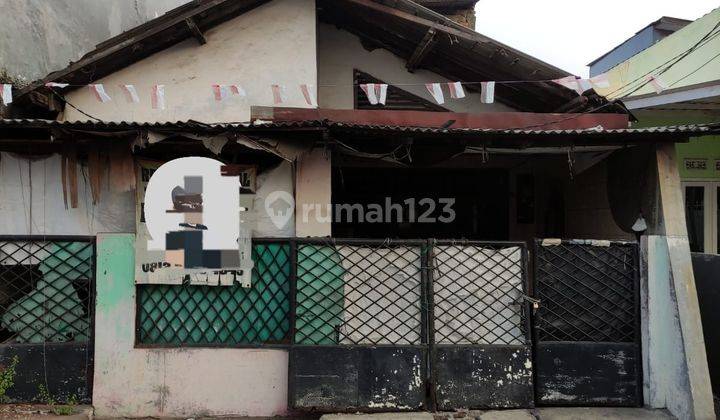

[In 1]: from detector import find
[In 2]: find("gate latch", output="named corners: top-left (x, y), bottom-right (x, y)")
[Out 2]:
top-left (520, 294), bottom-right (541, 313)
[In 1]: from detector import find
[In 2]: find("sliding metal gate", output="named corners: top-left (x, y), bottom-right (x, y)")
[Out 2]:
top-left (533, 239), bottom-right (642, 406)
top-left (289, 239), bottom-right (533, 411)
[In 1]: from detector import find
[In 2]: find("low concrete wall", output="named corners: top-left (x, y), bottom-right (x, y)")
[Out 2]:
top-left (94, 234), bottom-right (288, 418)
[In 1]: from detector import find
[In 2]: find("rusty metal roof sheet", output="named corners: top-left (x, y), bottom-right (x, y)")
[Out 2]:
top-left (0, 118), bottom-right (716, 137)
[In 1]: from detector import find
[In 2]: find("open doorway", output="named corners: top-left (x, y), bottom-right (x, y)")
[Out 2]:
top-left (332, 167), bottom-right (509, 240)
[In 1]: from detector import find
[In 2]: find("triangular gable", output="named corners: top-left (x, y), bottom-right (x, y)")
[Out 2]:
top-left (354, 70), bottom-right (448, 111)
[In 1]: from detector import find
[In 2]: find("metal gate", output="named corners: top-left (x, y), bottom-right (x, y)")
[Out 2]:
top-left (533, 239), bottom-right (642, 406)
top-left (289, 238), bottom-right (533, 411)
top-left (290, 239), bottom-right (428, 411)
top-left (0, 236), bottom-right (95, 403)
top-left (431, 241), bottom-right (533, 409)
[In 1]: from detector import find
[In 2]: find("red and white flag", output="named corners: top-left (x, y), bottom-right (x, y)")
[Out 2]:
top-left (120, 84), bottom-right (140, 103)
top-left (553, 76), bottom-right (584, 95)
top-left (425, 83), bottom-right (444, 105)
top-left (360, 83), bottom-right (388, 105)
top-left (448, 82), bottom-right (466, 99)
top-left (89, 84), bottom-right (112, 103)
top-left (360, 83), bottom-right (378, 105)
top-left (45, 82), bottom-right (69, 89)
top-left (376, 84), bottom-right (387, 105)
top-left (481, 81), bottom-right (495, 104)
top-left (300, 84), bottom-right (317, 107)
top-left (589, 73), bottom-right (610, 89)
top-left (151, 84), bottom-right (165, 110)
top-left (271, 84), bottom-right (286, 105)
top-left (646, 74), bottom-right (667, 94)
top-left (212, 84), bottom-right (230, 101)
top-left (1, 84), bottom-right (12, 105)
top-left (230, 84), bottom-right (246, 97)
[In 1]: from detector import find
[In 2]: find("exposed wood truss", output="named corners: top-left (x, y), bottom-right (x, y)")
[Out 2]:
top-left (185, 18), bottom-right (206, 45)
top-left (406, 28), bottom-right (437, 72)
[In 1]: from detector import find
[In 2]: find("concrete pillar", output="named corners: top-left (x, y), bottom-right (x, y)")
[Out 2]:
top-left (295, 147), bottom-right (332, 237)
top-left (652, 143), bottom-right (714, 419)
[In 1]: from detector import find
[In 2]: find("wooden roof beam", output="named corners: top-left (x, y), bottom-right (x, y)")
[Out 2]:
top-left (342, 0), bottom-right (482, 44)
top-left (406, 27), bottom-right (437, 72)
top-left (185, 17), bottom-right (207, 45)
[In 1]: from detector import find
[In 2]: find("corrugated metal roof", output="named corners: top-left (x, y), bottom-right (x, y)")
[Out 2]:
top-left (0, 118), bottom-right (717, 136)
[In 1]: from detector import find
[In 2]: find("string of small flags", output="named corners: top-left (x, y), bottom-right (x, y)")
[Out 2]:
top-left (0, 72), bottom-right (671, 108)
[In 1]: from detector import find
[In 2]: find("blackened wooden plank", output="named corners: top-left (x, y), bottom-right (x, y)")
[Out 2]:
top-left (535, 342), bottom-right (640, 406)
top-left (434, 345), bottom-right (534, 410)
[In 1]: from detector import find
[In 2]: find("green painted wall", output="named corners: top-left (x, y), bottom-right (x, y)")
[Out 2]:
top-left (633, 110), bottom-right (720, 180)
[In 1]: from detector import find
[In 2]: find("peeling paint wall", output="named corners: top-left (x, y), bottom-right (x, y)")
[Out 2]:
top-left (0, 0), bottom-right (187, 83)
top-left (94, 234), bottom-right (289, 418)
top-left (63, 0), bottom-right (317, 123)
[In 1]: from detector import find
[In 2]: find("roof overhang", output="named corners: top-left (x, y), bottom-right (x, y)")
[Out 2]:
top-left (13, 0), bottom-right (270, 114)
top-left (252, 107), bottom-right (630, 130)
top-left (621, 79), bottom-right (720, 111)
top-left (319, 0), bottom-right (604, 112)
top-left (0, 114), bottom-right (714, 149)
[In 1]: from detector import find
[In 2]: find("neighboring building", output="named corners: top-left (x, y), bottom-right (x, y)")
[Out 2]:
top-left (0, 0), bottom-right (187, 84)
top-left (588, 16), bottom-right (691, 77)
top-left (591, 7), bottom-right (720, 254)
top-left (0, 1), bottom-right (715, 419)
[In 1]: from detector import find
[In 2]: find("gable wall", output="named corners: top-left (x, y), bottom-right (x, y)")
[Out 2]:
top-left (62, 0), bottom-right (317, 123)
top-left (317, 23), bottom-right (516, 112)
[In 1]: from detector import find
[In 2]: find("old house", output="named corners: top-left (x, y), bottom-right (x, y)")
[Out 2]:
top-left (0, 0), bottom-right (716, 418)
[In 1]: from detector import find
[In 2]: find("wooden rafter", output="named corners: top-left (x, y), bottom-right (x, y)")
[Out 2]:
top-left (406, 28), bottom-right (437, 72)
top-left (185, 17), bottom-right (207, 45)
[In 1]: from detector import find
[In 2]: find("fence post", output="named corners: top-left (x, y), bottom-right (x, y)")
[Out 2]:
top-left (425, 238), bottom-right (437, 412)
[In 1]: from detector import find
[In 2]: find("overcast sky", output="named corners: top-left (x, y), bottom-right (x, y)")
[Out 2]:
top-left (474, 1), bottom-right (719, 77)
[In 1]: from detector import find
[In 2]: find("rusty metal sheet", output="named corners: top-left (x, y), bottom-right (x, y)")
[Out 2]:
top-left (434, 345), bottom-right (534, 409)
top-left (253, 107), bottom-right (630, 130)
top-left (535, 342), bottom-right (640, 406)
top-left (290, 346), bottom-right (426, 412)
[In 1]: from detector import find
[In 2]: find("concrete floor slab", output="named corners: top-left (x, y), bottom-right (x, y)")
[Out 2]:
top-left (534, 407), bottom-right (675, 420)
top-left (321, 414), bottom-right (435, 420)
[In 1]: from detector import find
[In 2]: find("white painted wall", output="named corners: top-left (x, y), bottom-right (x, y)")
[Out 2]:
top-left (0, 152), bottom-right (135, 235)
top-left (295, 148), bottom-right (332, 237)
top-left (62, 0), bottom-right (317, 124)
top-left (317, 23), bottom-right (516, 112)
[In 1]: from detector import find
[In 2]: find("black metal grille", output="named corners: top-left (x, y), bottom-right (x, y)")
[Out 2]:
top-left (137, 242), bottom-right (291, 345)
top-left (0, 238), bottom-right (94, 344)
top-left (534, 240), bottom-right (638, 342)
top-left (295, 240), bottom-right (424, 345)
top-left (432, 242), bottom-right (528, 345)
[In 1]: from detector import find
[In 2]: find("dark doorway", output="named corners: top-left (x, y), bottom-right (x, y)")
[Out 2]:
top-left (332, 167), bottom-right (509, 240)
